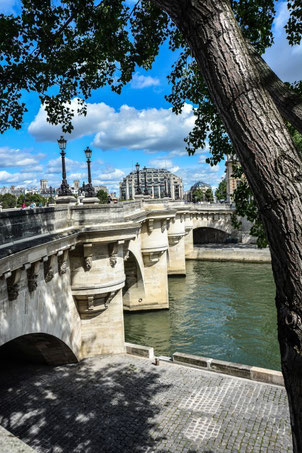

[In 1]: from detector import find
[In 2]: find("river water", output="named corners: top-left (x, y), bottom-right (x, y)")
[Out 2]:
top-left (124, 260), bottom-right (281, 371)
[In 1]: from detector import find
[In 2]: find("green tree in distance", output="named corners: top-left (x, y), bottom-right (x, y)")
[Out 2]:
top-left (17, 193), bottom-right (47, 207)
top-left (0, 194), bottom-right (17, 209)
top-left (192, 188), bottom-right (204, 202)
top-left (1, 1), bottom-right (302, 448)
top-left (97, 189), bottom-right (108, 204)
top-left (215, 179), bottom-right (227, 202)
top-left (204, 187), bottom-right (214, 202)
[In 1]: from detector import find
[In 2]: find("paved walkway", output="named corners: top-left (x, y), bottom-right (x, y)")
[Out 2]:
top-left (0, 355), bottom-right (292, 452)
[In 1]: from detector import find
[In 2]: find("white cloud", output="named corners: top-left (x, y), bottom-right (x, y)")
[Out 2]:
top-left (46, 157), bottom-right (86, 174)
top-left (95, 168), bottom-right (125, 181)
top-left (29, 99), bottom-right (115, 142)
top-left (131, 73), bottom-right (160, 89)
top-left (274, 2), bottom-right (290, 30)
top-left (148, 158), bottom-right (174, 169)
top-left (0, 170), bottom-right (41, 185)
top-left (264, 2), bottom-right (302, 82)
top-left (0, 147), bottom-right (44, 168)
top-left (28, 100), bottom-right (197, 154)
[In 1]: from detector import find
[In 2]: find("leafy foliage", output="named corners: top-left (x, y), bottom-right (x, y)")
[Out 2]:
top-left (97, 189), bottom-right (108, 204)
top-left (0, 1), bottom-right (302, 245)
top-left (204, 188), bottom-right (214, 202)
top-left (215, 179), bottom-right (227, 202)
top-left (0, 193), bottom-right (17, 209)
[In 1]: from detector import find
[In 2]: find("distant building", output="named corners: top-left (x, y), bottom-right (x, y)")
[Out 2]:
top-left (225, 156), bottom-right (242, 202)
top-left (39, 179), bottom-right (55, 198)
top-left (40, 179), bottom-right (48, 191)
top-left (73, 180), bottom-right (80, 191)
top-left (186, 181), bottom-right (212, 202)
top-left (94, 185), bottom-right (108, 194)
top-left (0, 186), bottom-right (25, 196)
top-left (119, 165), bottom-right (183, 200)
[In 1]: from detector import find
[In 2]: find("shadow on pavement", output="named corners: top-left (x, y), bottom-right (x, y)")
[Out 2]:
top-left (0, 358), bottom-right (171, 453)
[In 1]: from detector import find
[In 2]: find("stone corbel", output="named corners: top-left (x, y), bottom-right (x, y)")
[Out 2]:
top-left (185, 226), bottom-right (192, 235)
top-left (83, 243), bottom-right (93, 271)
top-left (77, 290), bottom-right (118, 316)
top-left (87, 295), bottom-right (95, 311)
top-left (57, 249), bottom-right (69, 275)
top-left (5, 269), bottom-right (21, 301)
top-left (161, 219), bottom-right (167, 233)
top-left (108, 242), bottom-right (119, 267)
top-left (142, 250), bottom-right (165, 266)
top-left (43, 255), bottom-right (55, 283)
top-left (25, 262), bottom-right (40, 293)
top-left (123, 240), bottom-right (130, 262)
top-left (104, 291), bottom-right (117, 308)
top-left (147, 218), bottom-right (154, 235)
top-left (180, 214), bottom-right (184, 223)
top-left (168, 235), bottom-right (182, 246)
top-left (171, 217), bottom-right (176, 224)
top-left (166, 217), bottom-right (171, 230)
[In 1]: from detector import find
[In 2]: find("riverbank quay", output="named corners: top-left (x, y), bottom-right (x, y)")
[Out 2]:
top-left (0, 353), bottom-right (291, 452)
top-left (188, 244), bottom-right (271, 263)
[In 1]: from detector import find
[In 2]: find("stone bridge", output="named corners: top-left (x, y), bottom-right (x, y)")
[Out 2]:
top-left (0, 200), bottom-right (245, 365)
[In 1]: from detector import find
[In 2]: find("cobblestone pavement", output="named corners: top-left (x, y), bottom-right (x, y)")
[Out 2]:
top-left (0, 355), bottom-right (292, 453)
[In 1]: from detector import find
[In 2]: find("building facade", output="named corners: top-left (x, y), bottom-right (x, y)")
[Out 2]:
top-left (225, 157), bottom-right (243, 202)
top-left (119, 165), bottom-right (183, 201)
top-left (185, 181), bottom-right (212, 202)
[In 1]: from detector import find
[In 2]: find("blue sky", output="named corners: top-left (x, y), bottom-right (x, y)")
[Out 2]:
top-left (0, 1), bottom-right (301, 193)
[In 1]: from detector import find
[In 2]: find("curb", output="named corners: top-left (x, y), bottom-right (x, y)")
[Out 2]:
top-left (125, 342), bottom-right (155, 360)
top-left (172, 352), bottom-right (284, 386)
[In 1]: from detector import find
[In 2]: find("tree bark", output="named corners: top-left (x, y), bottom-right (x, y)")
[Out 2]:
top-left (151, 0), bottom-right (302, 450)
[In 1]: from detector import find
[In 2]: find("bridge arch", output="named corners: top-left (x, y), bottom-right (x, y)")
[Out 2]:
top-left (0, 333), bottom-right (78, 365)
top-left (123, 250), bottom-right (145, 310)
top-left (193, 227), bottom-right (236, 245)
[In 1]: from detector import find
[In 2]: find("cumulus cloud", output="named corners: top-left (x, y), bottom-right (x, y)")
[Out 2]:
top-left (46, 157), bottom-right (86, 174)
top-left (95, 168), bottom-right (125, 182)
top-left (29, 100), bottom-right (115, 142)
top-left (28, 100), bottom-right (196, 154)
top-left (264, 2), bottom-right (302, 82)
top-left (0, 170), bottom-right (41, 185)
top-left (147, 158), bottom-right (179, 174)
top-left (131, 73), bottom-right (160, 89)
top-left (0, 147), bottom-right (44, 168)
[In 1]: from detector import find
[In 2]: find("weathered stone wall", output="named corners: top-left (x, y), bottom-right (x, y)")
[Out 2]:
top-left (0, 250), bottom-right (82, 363)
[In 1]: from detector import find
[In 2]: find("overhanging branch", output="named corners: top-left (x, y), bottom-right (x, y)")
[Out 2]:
top-left (247, 44), bottom-right (302, 134)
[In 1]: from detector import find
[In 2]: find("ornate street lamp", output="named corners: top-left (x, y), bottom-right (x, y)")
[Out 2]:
top-left (135, 162), bottom-right (142, 195)
top-left (143, 166), bottom-right (149, 195)
top-left (84, 146), bottom-right (96, 197)
top-left (57, 136), bottom-right (72, 196)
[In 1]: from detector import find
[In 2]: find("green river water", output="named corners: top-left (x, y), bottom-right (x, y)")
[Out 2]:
top-left (124, 260), bottom-right (281, 371)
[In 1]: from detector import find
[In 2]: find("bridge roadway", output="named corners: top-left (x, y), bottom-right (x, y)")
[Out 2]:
top-left (0, 199), bottom-right (246, 364)
top-left (0, 353), bottom-right (292, 452)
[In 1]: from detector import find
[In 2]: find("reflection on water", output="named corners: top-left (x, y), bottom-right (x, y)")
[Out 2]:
top-left (124, 260), bottom-right (281, 370)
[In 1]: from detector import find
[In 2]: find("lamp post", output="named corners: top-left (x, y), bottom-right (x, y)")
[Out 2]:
top-left (84, 146), bottom-right (95, 197)
top-left (144, 166), bottom-right (149, 195)
top-left (57, 136), bottom-right (72, 196)
top-left (135, 162), bottom-right (142, 195)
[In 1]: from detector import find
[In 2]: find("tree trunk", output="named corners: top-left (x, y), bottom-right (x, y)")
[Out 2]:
top-left (151, 0), bottom-right (302, 450)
